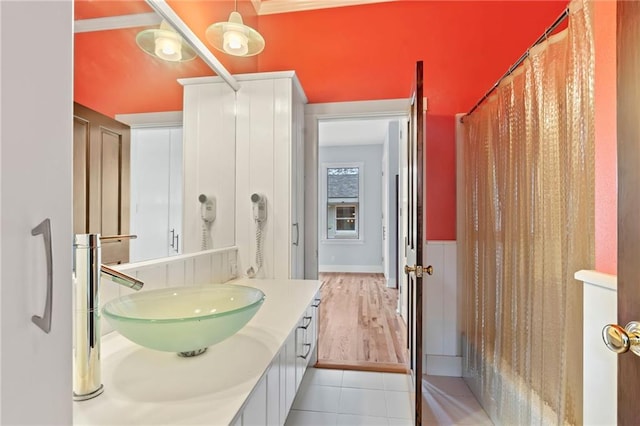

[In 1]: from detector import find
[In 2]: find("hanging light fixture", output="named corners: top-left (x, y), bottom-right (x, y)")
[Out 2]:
top-left (136, 20), bottom-right (197, 62)
top-left (205, 0), bottom-right (265, 57)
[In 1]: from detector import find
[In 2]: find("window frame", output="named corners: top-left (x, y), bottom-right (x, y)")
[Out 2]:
top-left (320, 162), bottom-right (365, 244)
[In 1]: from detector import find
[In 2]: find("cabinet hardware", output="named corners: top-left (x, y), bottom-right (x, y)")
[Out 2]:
top-left (31, 218), bottom-right (53, 334)
top-left (312, 298), bottom-right (322, 308)
top-left (298, 315), bottom-right (312, 330)
top-left (293, 223), bottom-right (299, 246)
top-left (170, 229), bottom-right (175, 248)
top-left (298, 343), bottom-right (312, 359)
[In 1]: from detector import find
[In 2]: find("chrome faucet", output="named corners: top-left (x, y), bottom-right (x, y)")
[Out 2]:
top-left (72, 234), bottom-right (144, 401)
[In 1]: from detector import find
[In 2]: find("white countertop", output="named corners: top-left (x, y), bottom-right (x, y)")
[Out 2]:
top-left (73, 279), bottom-right (321, 425)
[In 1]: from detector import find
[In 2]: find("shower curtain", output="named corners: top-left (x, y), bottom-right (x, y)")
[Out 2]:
top-left (461, 0), bottom-right (594, 424)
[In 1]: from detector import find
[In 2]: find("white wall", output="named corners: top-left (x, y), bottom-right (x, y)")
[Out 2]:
top-left (386, 121), bottom-right (400, 287)
top-left (319, 144), bottom-right (383, 272)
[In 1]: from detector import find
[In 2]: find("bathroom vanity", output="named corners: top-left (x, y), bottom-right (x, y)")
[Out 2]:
top-left (73, 279), bottom-right (321, 425)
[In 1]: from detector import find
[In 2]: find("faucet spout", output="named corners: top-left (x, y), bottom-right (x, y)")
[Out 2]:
top-left (100, 264), bottom-right (143, 291)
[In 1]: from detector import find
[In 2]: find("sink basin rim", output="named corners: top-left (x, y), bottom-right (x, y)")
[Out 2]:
top-left (102, 284), bottom-right (266, 325)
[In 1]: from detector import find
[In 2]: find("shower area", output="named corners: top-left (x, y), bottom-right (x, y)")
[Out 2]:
top-left (457, 0), bottom-right (595, 424)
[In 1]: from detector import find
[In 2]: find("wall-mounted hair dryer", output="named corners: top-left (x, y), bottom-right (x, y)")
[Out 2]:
top-left (199, 194), bottom-right (216, 223)
top-left (251, 193), bottom-right (267, 222)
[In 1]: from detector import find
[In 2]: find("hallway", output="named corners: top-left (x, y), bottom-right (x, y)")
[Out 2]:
top-left (316, 273), bottom-right (407, 372)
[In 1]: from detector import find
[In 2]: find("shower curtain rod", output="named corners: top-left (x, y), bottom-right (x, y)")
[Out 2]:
top-left (462, 7), bottom-right (569, 120)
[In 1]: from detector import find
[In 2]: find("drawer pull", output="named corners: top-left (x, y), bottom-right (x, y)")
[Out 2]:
top-left (298, 316), bottom-right (312, 330)
top-left (298, 343), bottom-right (312, 359)
top-left (312, 298), bottom-right (322, 308)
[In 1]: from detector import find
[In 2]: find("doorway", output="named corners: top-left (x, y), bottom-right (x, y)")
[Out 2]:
top-left (314, 115), bottom-right (409, 372)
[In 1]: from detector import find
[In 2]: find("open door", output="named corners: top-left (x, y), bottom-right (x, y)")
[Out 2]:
top-left (616, 3), bottom-right (640, 424)
top-left (404, 61), bottom-right (432, 426)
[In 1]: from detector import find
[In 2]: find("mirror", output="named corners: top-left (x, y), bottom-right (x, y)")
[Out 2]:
top-left (73, 4), bottom-right (244, 264)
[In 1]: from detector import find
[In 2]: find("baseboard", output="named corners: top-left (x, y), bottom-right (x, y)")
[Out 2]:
top-left (315, 359), bottom-right (409, 374)
top-left (386, 277), bottom-right (397, 288)
top-left (318, 264), bottom-right (384, 273)
top-left (425, 355), bottom-right (462, 377)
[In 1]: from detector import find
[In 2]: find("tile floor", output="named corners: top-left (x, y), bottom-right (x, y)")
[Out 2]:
top-left (285, 368), bottom-right (413, 426)
top-left (284, 368), bottom-right (493, 426)
top-left (422, 375), bottom-right (493, 425)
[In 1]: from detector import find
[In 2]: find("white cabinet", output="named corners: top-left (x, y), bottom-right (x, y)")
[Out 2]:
top-left (236, 291), bottom-right (320, 425)
top-left (129, 126), bottom-right (183, 262)
top-left (180, 79), bottom-right (237, 254)
top-left (234, 72), bottom-right (307, 279)
top-left (1, 1), bottom-right (73, 423)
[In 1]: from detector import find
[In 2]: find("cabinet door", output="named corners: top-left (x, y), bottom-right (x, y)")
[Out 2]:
top-left (168, 128), bottom-right (183, 255)
top-left (1, 1), bottom-right (73, 423)
top-left (130, 128), bottom-right (171, 261)
top-left (266, 356), bottom-right (280, 425)
top-left (285, 330), bottom-right (297, 412)
top-left (243, 377), bottom-right (267, 426)
top-left (129, 126), bottom-right (183, 262)
top-left (290, 91), bottom-right (305, 279)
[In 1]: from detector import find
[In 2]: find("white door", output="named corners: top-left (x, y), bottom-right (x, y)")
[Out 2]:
top-left (1, 1), bottom-right (73, 423)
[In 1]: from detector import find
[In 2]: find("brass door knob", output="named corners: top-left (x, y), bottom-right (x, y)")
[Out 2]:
top-left (602, 321), bottom-right (640, 356)
top-left (404, 265), bottom-right (434, 278)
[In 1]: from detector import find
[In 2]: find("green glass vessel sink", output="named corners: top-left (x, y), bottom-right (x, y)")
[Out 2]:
top-left (103, 284), bottom-right (265, 356)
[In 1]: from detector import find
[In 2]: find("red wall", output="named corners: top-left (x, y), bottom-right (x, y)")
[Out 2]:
top-left (256, 1), bottom-right (567, 239)
top-left (74, 1), bottom-right (570, 241)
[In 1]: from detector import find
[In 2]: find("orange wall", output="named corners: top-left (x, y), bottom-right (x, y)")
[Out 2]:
top-left (256, 1), bottom-right (567, 239)
top-left (594, 1), bottom-right (617, 274)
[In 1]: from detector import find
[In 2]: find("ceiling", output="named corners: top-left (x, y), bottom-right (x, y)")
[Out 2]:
top-left (319, 119), bottom-right (396, 147)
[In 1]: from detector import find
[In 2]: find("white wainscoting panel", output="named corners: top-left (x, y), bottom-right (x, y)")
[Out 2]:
top-left (98, 247), bottom-right (238, 337)
top-left (424, 241), bottom-right (461, 376)
top-left (575, 270), bottom-right (617, 426)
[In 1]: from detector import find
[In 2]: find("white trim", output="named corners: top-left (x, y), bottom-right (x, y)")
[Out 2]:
top-left (304, 99), bottom-right (411, 279)
top-left (425, 355), bottom-right (462, 377)
top-left (320, 161), bottom-right (365, 242)
top-left (319, 264), bottom-right (384, 273)
top-left (179, 71), bottom-right (308, 103)
top-left (306, 99), bottom-right (409, 119)
top-left (426, 240), bottom-right (456, 245)
top-left (74, 12), bottom-right (161, 33)
top-left (575, 270), bottom-right (617, 292)
top-left (115, 111), bottom-right (183, 128)
top-left (114, 246), bottom-right (237, 273)
top-left (254, 0), bottom-right (394, 16)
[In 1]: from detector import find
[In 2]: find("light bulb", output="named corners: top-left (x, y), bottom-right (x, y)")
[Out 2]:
top-left (223, 30), bottom-right (248, 56)
top-left (155, 32), bottom-right (182, 62)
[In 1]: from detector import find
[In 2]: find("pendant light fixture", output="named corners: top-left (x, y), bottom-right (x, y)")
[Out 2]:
top-left (205, 0), bottom-right (265, 57)
top-left (136, 20), bottom-right (197, 62)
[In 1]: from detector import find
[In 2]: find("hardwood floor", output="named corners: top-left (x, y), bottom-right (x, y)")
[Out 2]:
top-left (316, 272), bottom-right (409, 373)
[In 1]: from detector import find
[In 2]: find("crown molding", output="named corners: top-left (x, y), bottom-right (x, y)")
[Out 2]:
top-left (252, 0), bottom-right (394, 16)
